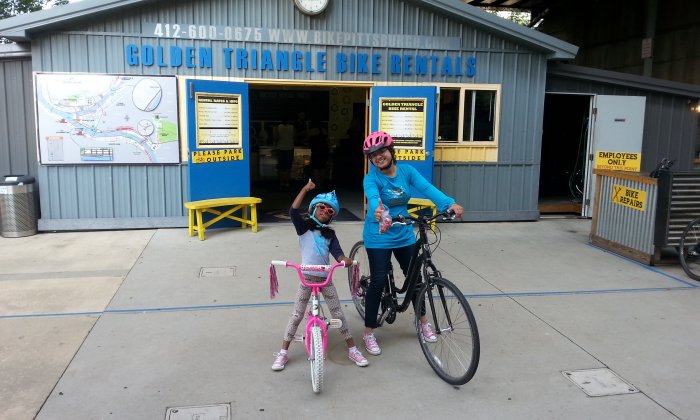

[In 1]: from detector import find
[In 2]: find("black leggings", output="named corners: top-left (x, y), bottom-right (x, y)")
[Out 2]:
top-left (365, 244), bottom-right (424, 329)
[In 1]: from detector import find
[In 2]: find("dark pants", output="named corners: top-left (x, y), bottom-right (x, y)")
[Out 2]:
top-left (365, 244), bottom-right (424, 329)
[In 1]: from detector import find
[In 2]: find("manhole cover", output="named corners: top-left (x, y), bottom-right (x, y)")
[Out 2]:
top-left (199, 267), bottom-right (236, 278)
top-left (165, 403), bottom-right (231, 420)
top-left (562, 368), bottom-right (639, 397)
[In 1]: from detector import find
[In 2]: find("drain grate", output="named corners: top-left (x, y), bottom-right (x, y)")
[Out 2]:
top-left (562, 368), bottom-right (639, 397)
top-left (165, 403), bottom-right (231, 420)
top-left (199, 266), bottom-right (236, 278)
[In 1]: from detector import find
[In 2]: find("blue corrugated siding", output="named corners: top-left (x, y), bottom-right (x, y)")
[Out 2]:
top-left (27, 0), bottom-right (549, 227)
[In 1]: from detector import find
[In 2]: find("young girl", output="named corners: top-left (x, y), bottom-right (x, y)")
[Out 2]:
top-left (272, 179), bottom-right (369, 371)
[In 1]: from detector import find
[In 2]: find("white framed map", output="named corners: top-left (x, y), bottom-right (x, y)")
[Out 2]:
top-left (35, 73), bottom-right (180, 164)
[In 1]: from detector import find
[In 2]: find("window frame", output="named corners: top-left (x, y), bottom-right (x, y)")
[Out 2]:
top-left (436, 84), bottom-right (501, 146)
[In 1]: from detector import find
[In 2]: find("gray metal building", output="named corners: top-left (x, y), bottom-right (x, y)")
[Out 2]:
top-left (0, 0), bottom-right (696, 230)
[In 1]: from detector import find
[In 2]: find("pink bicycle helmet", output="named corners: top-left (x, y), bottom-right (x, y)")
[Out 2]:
top-left (363, 131), bottom-right (394, 155)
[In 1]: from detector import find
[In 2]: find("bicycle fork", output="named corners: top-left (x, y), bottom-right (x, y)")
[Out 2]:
top-left (423, 280), bottom-right (454, 337)
top-left (295, 293), bottom-right (342, 348)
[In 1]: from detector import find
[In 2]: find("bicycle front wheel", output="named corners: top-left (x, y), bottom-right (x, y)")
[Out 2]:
top-left (679, 217), bottom-right (700, 280)
top-left (416, 277), bottom-right (480, 385)
top-left (309, 325), bottom-right (324, 393)
top-left (348, 241), bottom-right (370, 320)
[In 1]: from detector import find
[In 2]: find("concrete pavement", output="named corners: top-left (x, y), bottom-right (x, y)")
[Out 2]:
top-left (1, 219), bottom-right (699, 419)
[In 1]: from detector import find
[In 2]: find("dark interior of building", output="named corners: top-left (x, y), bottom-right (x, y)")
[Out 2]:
top-left (539, 93), bottom-right (591, 213)
top-left (248, 85), bottom-right (367, 221)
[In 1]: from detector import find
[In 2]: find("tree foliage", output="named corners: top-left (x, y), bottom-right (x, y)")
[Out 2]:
top-left (0, 0), bottom-right (69, 20)
top-left (483, 7), bottom-right (531, 26)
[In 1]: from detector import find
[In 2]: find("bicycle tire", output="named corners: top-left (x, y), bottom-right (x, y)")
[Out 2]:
top-left (679, 217), bottom-right (700, 281)
top-left (309, 325), bottom-right (324, 393)
top-left (348, 241), bottom-right (370, 320)
top-left (415, 277), bottom-right (480, 385)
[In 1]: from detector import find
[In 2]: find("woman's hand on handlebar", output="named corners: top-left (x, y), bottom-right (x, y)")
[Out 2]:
top-left (339, 256), bottom-right (353, 267)
top-left (448, 203), bottom-right (464, 218)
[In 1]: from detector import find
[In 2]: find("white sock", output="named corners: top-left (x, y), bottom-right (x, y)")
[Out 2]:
top-left (279, 349), bottom-right (288, 355)
top-left (348, 346), bottom-right (358, 353)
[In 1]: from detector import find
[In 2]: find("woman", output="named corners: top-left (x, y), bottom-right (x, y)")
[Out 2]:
top-left (361, 131), bottom-right (464, 355)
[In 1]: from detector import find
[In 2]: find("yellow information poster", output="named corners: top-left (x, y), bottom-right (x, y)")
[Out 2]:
top-left (191, 148), bottom-right (244, 164)
top-left (378, 98), bottom-right (426, 148)
top-left (595, 151), bottom-right (641, 172)
top-left (611, 184), bottom-right (646, 211)
top-left (195, 93), bottom-right (241, 148)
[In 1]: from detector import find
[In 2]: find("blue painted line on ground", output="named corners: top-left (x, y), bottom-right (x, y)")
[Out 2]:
top-left (2, 283), bottom-right (698, 319)
top-left (2, 243), bottom-right (697, 320)
top-left (587, 242), bottom-right (699, 287)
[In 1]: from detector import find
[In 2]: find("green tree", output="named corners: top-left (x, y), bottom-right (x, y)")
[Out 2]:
top-left (483, 7), bottom-right (531, 26)
top-left (0, 0), bottom-right (69, 20)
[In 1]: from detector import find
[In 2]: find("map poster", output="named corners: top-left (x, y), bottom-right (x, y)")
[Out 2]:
top-left (195, 93), bottom-right (241, 148)
top-left (378, 98), bottom-right (426, 148)
top-left (35, 73), bottom-right (180, 164)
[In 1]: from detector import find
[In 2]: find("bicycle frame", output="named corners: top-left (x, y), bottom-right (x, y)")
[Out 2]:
top-left (270, 260), bottom-right (347, 356)
top-left (386, 215), bottom-right (442, 314)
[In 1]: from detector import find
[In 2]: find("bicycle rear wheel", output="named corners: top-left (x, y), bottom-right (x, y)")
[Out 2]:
top-left (679, 217), bottom-right (700, 280)
top-left (309, 325), bottom-right (324, 393)
top-left (416, 277), bottom-right (480, 385)
top-left (348, 241), bottom-right (370, 320)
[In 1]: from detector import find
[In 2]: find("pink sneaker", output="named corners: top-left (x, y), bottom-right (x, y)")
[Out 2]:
top-left (363, 333), bottom-right (382, 355)
top-left (348, 348), bottom-right (369, 367)
top-left (271, 352), bottom-right (288, 371)
top-left (421, 322), bottom-right (438, 343)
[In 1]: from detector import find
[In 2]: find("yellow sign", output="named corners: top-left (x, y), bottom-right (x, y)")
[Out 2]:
top-left (195, 93), bottom-right (241, 148)
top-left (395, 149), bottom-right (426, 161)
top-left (191, 148), bottom-right (244, 164)
top-left (378, 98), bottom-right (426, 148)
top-left (596, 151), bottom-right (641, 172)
top-left (611, 184), bottom-right (646, 211)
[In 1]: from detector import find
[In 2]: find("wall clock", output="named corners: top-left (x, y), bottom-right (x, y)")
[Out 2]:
top-left (294, 0), bottom-right (329, 15)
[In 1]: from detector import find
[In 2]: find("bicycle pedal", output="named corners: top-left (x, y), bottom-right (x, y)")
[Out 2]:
top-left (328, 318), bottom-right (343, 329)
top-left (293, 335), bottom-right (304, 342)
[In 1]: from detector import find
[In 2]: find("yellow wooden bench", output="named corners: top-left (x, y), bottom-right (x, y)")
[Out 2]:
top-left (407, 198), bottom-right (437, 229)
top-left (184, 197), bottom-right (262, 240)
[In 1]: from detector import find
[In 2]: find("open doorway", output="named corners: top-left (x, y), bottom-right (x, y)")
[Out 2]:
top-left (539, 93), bottom-right (592, 215)
top-left (248, 85), bottom-right (369, 222)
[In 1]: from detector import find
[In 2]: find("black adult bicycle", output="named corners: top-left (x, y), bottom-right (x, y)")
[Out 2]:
top-left (679, 217), bottom-right (700, 280)
top-left (347, 210), bottom-right (480, 385)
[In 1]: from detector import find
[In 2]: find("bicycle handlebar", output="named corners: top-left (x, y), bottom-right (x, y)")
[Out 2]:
top-left (390, 209), bottom-right (456, 226)
top-left (270, 260), bottom-right (357, 288)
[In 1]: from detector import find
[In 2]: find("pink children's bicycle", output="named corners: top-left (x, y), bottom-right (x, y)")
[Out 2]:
top-left (269, 260), bottom-right (358, 393)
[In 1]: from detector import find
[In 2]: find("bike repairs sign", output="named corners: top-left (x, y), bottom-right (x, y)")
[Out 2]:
top-left (596, 151), bottom-right (641, 172)
top-left (612, 184), bottom-right (646, 211)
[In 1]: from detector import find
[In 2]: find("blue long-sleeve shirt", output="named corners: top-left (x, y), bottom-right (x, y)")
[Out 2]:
top-left (362, 164), bottom-right (455, 249)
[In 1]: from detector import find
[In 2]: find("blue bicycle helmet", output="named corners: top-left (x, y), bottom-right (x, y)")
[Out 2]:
top-left (308, 190), bottom-right (340, 227)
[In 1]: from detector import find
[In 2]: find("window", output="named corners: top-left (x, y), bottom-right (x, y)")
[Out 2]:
top-left (437, 87), bottom-right (498, 144)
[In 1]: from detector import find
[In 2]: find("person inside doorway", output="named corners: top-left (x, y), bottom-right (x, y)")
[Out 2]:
top-left (308, 121), bottom-right (330, 189)
top-left (275, 116), bottom-right (295, 189)
top-left (294, 111), bottom-right (309, 146)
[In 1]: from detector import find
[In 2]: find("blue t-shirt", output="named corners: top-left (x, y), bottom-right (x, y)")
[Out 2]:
top-left (362, 164), bottom-right (455, 249)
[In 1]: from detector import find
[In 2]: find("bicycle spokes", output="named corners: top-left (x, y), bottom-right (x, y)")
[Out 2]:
top-left (416, 278), bottom-right (480, 385)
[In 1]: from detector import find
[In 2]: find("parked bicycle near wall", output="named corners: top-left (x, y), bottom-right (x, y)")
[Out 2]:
top-left (348, 210), bottom-right (480, 385)
top-left (679, 219), bottom-right (700, 281)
